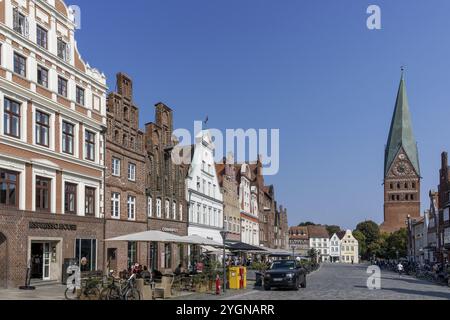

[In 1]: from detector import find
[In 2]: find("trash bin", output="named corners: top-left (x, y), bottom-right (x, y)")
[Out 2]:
top-left (227, 267), bottom-right (241, 289)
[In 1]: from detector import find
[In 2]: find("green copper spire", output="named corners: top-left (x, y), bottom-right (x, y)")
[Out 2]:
top-left (384, 72), bottom-right (420, 176)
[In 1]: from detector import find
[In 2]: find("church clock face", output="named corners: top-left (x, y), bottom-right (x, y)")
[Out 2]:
top-left (394, 161), bottom-right (410, 176)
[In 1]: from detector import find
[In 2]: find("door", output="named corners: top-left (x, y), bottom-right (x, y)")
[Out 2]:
top-left (43, 243), bottom-right (51, 281)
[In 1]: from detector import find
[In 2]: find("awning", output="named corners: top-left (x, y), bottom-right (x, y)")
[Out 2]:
top-left (201, 245), bottom-right (231, 254)
top-left (105, 230), bottom-right (195, 244)
top-left (180, 235), bottom-right (223, 247)
top-left (227, 242), bottom-right (267, 252)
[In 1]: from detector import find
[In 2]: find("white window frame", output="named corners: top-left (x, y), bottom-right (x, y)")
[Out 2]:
top-left (128, 163), bottom-right (136, 181)
top-left (127, 195), bottom-right (136, 221)
top-left (112, 158), bottom-right (121, 177)
top-left (147, 196), bottom-right (153, 217)
top-left (156, 198), bottom-right (162, 218)
top-left (111, 193), bottom-right (120, 219)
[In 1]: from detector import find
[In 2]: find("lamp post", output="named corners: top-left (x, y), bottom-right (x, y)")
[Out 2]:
top-left (220, 230), bottom-right (228, 293)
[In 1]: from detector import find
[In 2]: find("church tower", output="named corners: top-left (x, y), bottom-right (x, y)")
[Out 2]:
top-left (381, 72), bottom-right (421, 233)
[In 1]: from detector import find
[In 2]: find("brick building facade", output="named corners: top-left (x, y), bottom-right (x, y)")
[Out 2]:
top-left (216, 156), bottom-right (241, 242)
top-left (144, 103), bottom-right (188, 272)
top-left (104, 73), bottom-right (148, 273)
top-left (438, 152), bottom-right (450, 262)
top-left (0, 0), bottom-right (107, 287)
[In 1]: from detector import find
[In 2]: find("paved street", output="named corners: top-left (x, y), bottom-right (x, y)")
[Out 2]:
top-left (177, 263), bottom-right (450, 300)
top-left (0, 264), bottom-right (449, 300)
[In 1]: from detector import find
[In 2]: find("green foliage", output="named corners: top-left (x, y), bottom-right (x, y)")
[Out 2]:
top-left (298, 222), bottom-right (316, 227)
top-left (307, 248), bottom-right (318, 260)
top-left (352, 230), bottom-right (367, 257)
top-left (250, 261), bottom-right (268, 272)
top-left (355, 221), bottom-right (380, 244)
top-left (326, 225), bottom-right (342, 237)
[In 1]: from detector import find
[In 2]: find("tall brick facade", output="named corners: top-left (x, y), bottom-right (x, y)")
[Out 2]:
top-left (105, 73), bottom-right (148, 273)
top-left (144, 103), bottom-right (188, 272)
top-left (438, 152), bottom-right (450, 261)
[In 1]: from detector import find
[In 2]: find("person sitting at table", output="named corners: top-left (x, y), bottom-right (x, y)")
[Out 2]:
top-left (140, 266), bottom-right (152, 283)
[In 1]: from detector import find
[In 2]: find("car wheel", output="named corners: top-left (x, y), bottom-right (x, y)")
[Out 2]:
top-left (300, 280), bottom-right (307, 288)
top-left (264, 285), bottom-right (271, 291)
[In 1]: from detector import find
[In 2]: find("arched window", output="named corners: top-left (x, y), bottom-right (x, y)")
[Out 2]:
top-left (114, 130), bottom-right (119, 142)
top-left (412, 182), bottom-right (416, 189)
top-left (396, 195), bottom-right (400, 201)
top-left (405, 183), bottom-right (408, 189)
top-left (130, 137), bottom-right (135, 150)
top-left (124, 106), bottom-right (129, 120)
top-left (397, 183), bottom-right (401, 189)
top-left (123, 134), bottom-right (128, 147)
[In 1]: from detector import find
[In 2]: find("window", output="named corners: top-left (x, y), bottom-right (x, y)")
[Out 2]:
top-left (35, 111), bottom-right (50, 147)
top-left (57, 38), bottom-right (69, 61)
top-left (147, 197), bottom-right (153, 217)
top-left (37, 65), bottom-right (48, 87)
top-left (36, 176), bottom-right (51, 212)
top-left (111, 193), bottom-right (120, 219)
top-left (412, 182), bottom-right (416, 189)
top-left (165, 200), bottom-right (170, 219)
top-left (76, 86), bottom-right (85, 106)
top-left (85, 187), bottom-right (95, 216)
top-left (58, 76), bottom-right (68, 97)
top-left (112, 158), bottom-right (121, 176)
top-left (164, 243), bottom-right (172, 269)
top-left (127, 196), bottom-right (136, 220)
top-left (202, 161), bottom-right (205, 171)
top-left (0, 170), bottom-right (18, 207)
top-left (62, 121), bottom-right (74, 155)
top-left (196, 177), bottom-right (200, 191)
top-left (179, 203), bottom-right (183, 221)
top-left (13, 9), bottom-right (28, 37)
top-left (156, 198), bottom-right (162, 218)
top-left (64, 183), bottom-right (77, 214)
top-left (127, 163), bottom-right (136, 181)
top-left (75, 239), bottom-right (97, 272)
top-left (13, 53), bottom-right (26, 77)
top-left (4, 98), bottom-right (20, 138)
top-left (85, 130), bottom-right (95, 161)
top-left (172, 201), bottom-right (176, 220)
top-left (36, 25), bottom-right (48, 49)
top-left (202, 179), bottom-right (206, 194)
top-left (127, 242), bottom-right (137, 269)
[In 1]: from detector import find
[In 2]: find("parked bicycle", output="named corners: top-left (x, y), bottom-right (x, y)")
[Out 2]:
top-left (100, 272), bottom-right (141, 300)
top-left (65, 276), bottom-right (101, 300)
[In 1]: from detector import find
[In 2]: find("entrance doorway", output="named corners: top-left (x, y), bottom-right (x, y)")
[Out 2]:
top-left (0, 233), bottom-right (7, 288)
top-left (31, 242), bottom-right (51, 281)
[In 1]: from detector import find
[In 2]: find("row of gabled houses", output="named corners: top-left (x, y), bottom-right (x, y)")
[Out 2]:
top-left (0, 0), bottom-right (289, 288)
top-left (407, 152), bottom-right (450, 264)
top-left (289, 225), bottom-right (359, 264)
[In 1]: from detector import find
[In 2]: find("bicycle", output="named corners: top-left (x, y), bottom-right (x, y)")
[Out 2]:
top-left (101, 273), bottom-right (141, 300)
top-left (65, 276), bottom-right (101, 300)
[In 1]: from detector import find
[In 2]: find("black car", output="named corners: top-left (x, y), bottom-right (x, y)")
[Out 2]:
top-left (264, 260), bottom-right (306, 291)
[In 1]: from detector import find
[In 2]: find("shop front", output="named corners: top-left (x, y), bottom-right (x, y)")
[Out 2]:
top-left (0, 209), bottom-right (104, 288)
top-left (147, 220), bottom-right (188, 273)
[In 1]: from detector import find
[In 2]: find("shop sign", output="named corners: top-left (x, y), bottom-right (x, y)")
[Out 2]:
top-left (162, 227), bottom-right (179, 234)
top-left (29, 222), bottom-right (77, 231)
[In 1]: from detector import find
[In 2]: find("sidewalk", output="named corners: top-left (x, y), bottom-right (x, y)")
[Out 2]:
top-left (170, 281), bottom-right (258, 301)
top-left (0, 285), bottom-right (66, 300)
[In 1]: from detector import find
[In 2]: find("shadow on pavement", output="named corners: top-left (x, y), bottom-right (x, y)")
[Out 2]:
top-left (353, 285), bottom-right (450, 300)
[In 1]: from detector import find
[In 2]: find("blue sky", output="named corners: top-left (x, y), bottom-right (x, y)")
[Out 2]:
top-left (71, 0), bottom-right (450, 229)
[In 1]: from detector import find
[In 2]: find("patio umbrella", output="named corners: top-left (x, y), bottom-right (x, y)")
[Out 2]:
top-left (180, 234), bottom-right (223, 247)
top-left (105, 230), bottom-right (195, 244)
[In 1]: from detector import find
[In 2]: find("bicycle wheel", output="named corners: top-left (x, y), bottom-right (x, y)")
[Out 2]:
top-left (99, 287), bottom-right (110, 301)
top-left (84, 287), bottom-right (100, 300)
top-left (124, 288), bottom-right (141, 301)
top-left (106, 286), bottom-right (121, 300)
top-left (65, 287), bottom-right (80, 300)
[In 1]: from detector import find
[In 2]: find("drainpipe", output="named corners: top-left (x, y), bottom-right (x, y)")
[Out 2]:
top-left (101, 126), bottom-right (107, 274)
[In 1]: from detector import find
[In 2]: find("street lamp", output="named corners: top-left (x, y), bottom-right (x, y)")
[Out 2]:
top-left (220, 230), bottom-right (228, 293)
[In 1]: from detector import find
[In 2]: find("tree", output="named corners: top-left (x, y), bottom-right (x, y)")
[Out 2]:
top-left (355, 221), bottom-right (380, 244)
top-left (326, 225), bottom-right (341, 237)
top-left (385, 228), bottom-right (408, 259)
top-left (307, 248), bottom-right (318, 262)
top-left (352, 230), bottom-right (367, 258)
top-left (298, 222), bottom-right (316, 227)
